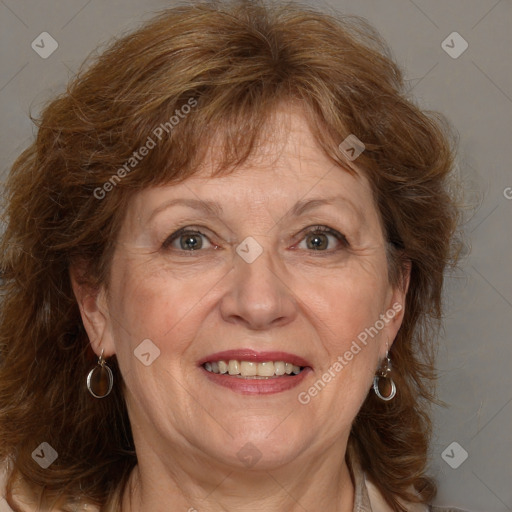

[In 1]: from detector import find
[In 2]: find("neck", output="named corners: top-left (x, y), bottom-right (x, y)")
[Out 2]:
top-left (121, 439), bottom-right (355, 512)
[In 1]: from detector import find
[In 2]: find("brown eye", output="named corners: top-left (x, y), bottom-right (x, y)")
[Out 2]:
top-left (297, 226), bottom-right (348, 252)
top-left (163, 228), bottom-right (212, 251)
top-left (305, 232), bottom-right (329, 250)
top-left (178, 233), bottom-right (204, 250)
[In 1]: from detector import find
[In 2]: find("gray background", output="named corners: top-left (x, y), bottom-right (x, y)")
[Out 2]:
top-left (0, 1), bottom-right (511, 511)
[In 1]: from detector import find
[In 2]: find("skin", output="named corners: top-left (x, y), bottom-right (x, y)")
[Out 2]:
top-left (72, 105), bottom-right (409, 512)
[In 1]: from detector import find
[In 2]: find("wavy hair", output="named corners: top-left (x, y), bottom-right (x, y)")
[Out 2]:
top-left (0, 1), bottom-right (461, 510)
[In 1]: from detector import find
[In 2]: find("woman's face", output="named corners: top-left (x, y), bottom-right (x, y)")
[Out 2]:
top-left (79, 106), bottom-right (407, 474)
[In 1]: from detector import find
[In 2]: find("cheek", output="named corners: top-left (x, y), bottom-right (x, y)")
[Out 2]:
top-left (298, 271), bottom-right (389, 417)
top-left (107, 257), bottom-right (224, 353)
top-left (305, 262), bottom-right (390, 344)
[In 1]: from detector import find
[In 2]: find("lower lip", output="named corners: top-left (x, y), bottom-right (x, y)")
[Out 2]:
top-left (201, 366), bottom-right (312, 395)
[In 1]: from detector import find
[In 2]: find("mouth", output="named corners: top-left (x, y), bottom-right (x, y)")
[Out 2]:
top-left (198, 349), bottom-right (312, 395)
top-left (203, 360), bottom-right (304, 378)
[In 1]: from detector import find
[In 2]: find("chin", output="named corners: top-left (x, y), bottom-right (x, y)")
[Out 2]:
top-left (205, 421), bottom-right (310, 470)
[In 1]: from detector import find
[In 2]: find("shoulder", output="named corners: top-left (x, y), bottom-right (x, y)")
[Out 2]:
top-left (0, 462), bottom-right (13, 512)
top-left (367, 478), bottom-right (474, 512)
top-left (346, 444), bottom-right (473, 512)
top-left (359, 462), bottom-right (472, 512)
top-left (366, 478), bottom-right (428, 511)
top-left (429, 507), bottom-right (473, 512)
top-left (0, 496), bottom-right (13, 512)
top-left (367, 478), bottom-right (474, 511)
top-left (0, 460), bottom-right (99, 512)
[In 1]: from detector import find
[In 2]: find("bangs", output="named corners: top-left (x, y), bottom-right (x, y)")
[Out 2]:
top-left (92, 81), bottom-right (358, 202)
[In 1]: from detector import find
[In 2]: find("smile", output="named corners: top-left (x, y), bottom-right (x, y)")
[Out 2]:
top-left (203, 359), bottom-right (304, 378)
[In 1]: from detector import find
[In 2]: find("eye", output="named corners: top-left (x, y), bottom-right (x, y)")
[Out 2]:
top-left (162, 227), bottom-right (215, 251)
top-left (162, 225), bottom-right (347, 253)
top-left (296, 225), bottom-right (348, 252)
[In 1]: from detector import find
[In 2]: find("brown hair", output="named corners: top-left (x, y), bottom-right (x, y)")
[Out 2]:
top-left (0, 1), bottom-right (461, 510)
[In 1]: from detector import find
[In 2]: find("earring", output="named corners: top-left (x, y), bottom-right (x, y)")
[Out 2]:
top-left (373, 351), bottom-right (396, 401)
top-left (87, 349), bottom-right (113, 398)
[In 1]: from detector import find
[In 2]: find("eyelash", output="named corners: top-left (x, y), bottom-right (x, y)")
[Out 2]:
top-left (162, 225), bottom-right (349, 253)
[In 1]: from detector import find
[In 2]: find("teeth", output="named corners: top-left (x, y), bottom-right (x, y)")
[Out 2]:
top-left (228, 360), bottom-right (239, 375)
top-left (240, 361), bottom-right (257, 376)
top-left (204, 359), bottom-right (304, 378)
top-left (257, 361), bottom-right (275, 377)
top-left (274, 361), bottom-right (285, 375)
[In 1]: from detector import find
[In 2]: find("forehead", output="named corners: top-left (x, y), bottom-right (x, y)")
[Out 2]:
top-left (131, 105), bottom-right (376, 218)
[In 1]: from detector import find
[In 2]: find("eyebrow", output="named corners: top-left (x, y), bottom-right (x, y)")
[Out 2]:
top-left (148, 195), bottom-right (360, 223)
top-left (287, 196), bottom-right (360, 218)
top-left (148, 198), bottom-right (223, 222)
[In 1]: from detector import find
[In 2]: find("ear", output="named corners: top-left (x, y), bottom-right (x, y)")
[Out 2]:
top-left (383, 259), bottom-right (411, 352)
top-left (69, 264), bottom-right (116, 358)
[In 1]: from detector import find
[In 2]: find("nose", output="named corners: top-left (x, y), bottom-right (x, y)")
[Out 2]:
top-left (219, 242), bottom-right (298, 331)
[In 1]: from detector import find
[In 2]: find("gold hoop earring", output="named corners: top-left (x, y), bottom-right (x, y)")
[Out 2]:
top-left (373, 351), bottom-right (396, 401)
top-left (86, 349), bottom-right (113, 398)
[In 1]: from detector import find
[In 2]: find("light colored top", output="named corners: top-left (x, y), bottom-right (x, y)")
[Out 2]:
top-left (0, 467), bottom-right (11, 512)
top-left (347, 446), bottom-right (469, 512)
top-left (0, 455), bottom-right (471, 512)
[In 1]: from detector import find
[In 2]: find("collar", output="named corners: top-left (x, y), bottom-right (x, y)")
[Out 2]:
top-left (347, 443), bottom-right (428, 512)
top-left (347, 442), bottom-right (382, 512)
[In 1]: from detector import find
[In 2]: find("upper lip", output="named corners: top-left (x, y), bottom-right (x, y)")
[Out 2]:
top-left (198, 349), bottom-right (312, 368)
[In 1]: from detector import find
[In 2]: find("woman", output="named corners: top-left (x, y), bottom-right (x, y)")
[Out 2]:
top-left (0, 1), bottom-right (466, 511)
